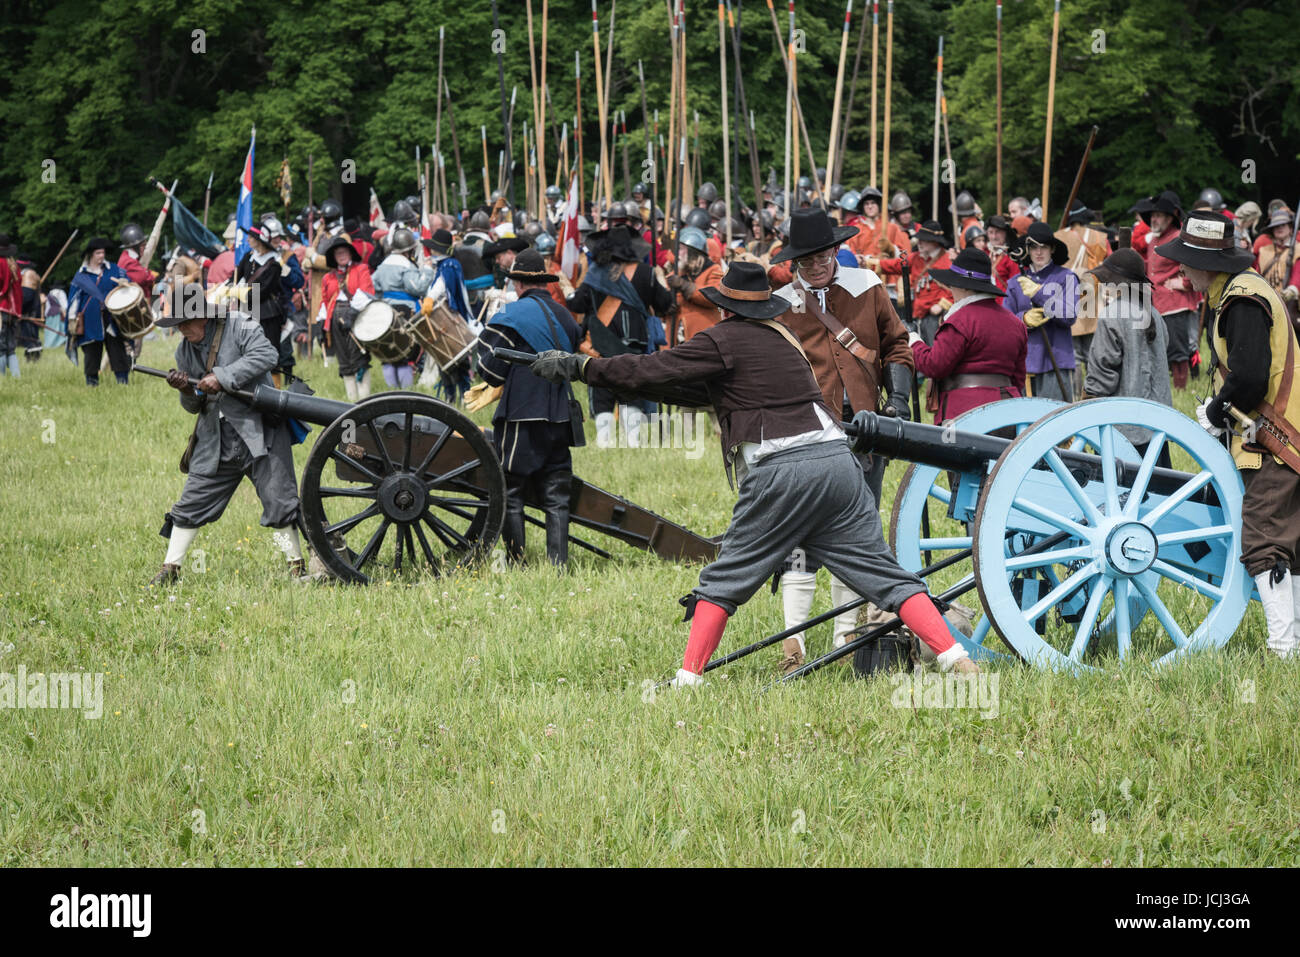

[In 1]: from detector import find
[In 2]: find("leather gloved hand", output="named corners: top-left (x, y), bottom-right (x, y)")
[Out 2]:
top-left (465, 381), bottom-right (503, 413)
top-left (531, 350), bottom-right (589, 384)
top-left (420, 297), bottom-right (435, 316)
top-left (881, 363), bottom-right (913, 421)
top-left (665, 273), bottom-right (685, 291)
top-left (166, 369), bottom-right (192, 392)
top-left (1016, 275), bottom-right (1043, 298)
top-left (1023, 307), bottom-right (1049, 329)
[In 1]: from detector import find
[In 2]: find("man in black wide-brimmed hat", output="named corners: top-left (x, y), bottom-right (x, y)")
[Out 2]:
top-left (528, 261), bottom-right (978, 686)
top-left (1157, 210), bottom-right (1300, 659)
top-left (767, 207), bottom-right (917, 672)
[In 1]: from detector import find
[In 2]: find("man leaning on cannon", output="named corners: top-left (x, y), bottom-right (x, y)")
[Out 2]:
top-left (1158, 210), bottom-right (1300, 659)
top-left (150, 282), bottom-right (305, 586)
top-left (528, 261), bottom-right (978, 686)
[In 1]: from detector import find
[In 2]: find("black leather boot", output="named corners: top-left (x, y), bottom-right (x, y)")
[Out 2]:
top-left (541, 469), bottom-right (573, 568)
top-left (503, 473), bottom-right (528, 564)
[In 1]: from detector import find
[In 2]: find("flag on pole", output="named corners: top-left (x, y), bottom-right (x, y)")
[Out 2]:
top-left (558, 172), bottom-right (582, 282)
top-left (369, 189), bottom-right (387, 229)
top-left (275, 156), bottom-right (292, 208)
top-left (235, 126), bottom-right (256, 260)
top-left (172, 196), bottom-right (224, 259)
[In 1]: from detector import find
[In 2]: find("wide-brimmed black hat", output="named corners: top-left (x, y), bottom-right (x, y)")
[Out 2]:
top-left (1154, 210), bottom-right (1255, 273)
top-left (1022, 222), bottom-right (1069, 265)
top-left (323, 236), bottom-right (361, 268)
top-left (985, 215), bottom-right (1014, 234)
top-left (1128, 196), bottom-right (1154, 216)
top-left (700, 261), bottom-right (790, 320)
top-left (927, 246), bottom-right (1003, 297)
top-left (1064, 200), bottom-right (1092, 226)
top-left (504, 248), bottom-right (558, 284)
top-left (1139, 190), bottom-right (1182, 227)
top-left (1088, 248), bottom-right (1149, 286)
top-left (81, 236), bottom-right (113, 259)
top-left (913, 219), bottom-right (948, 247)
top-left (587, 224), bottom-right (649, 264)
top-left (481, 236), bottom-right (530, 260)
top-left (421, 228), bottom-right (454, 255)
top-left (0, 234), bottom-right (17, 257)
top-left (768, 208), bottom-right (858, 264)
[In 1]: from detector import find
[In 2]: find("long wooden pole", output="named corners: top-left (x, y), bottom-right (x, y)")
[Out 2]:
top-left (526, 0), bottom-right (544, 220)
top-left (435, 26), bottom-right (446, 213)
top-left (931, 36), bottom-right (943, 223)
top-left (480, 126), bottom-right (491, 203)
top-left (1042, 0), bottom-right (1061, 223)
top-left (825, 1), bottom-right (853, 186)
top-left (780, 0), bottom-right (792, 219)
top-left (637, 58), bottom-right (652, 209)
top-left (575, 50), bottom-right (585, 215)
top-left (718, 0), bottom-right (732, 247)
top-left (591, 1), bottom-right (614, 211)
top-left (765, 1), bottom-right (825, 210)
top-left (541, 1), bottom-right (549, 206)
top-left (444, 78), bottom-right (467, 211)
top-left (603, 1), bottom-right (617, 140)
top-left (726, 0), bottom-right (763, 211)
top-left (880, 1), bottom-right (894, 232)
top-left (678, 1), bottom-right (691, 214)
top-left (1058, 125), bottom-right (1099, 232)
top-left (39, 229), bottom-right (79, 286)
top-left (995, 0), bottom-right (1004, 215)
top-left (941, 80), bottom-right (959, 243)
top-left (665, 2), bottom-right (679, 226)
top-left (491, 0), bottom-right (515, 208)
top-left (835, 4), bottom-right (869, 187)
top-left (869, 1), bottom-right (879, 185)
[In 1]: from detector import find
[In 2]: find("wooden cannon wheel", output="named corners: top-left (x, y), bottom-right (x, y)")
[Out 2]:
top-left (299, 392), bottom-right (507, 584)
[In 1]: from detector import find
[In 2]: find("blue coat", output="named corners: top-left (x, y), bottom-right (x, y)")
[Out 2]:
top-left (68, 262), bottom-right (128, 343)
top-left (1003, 261), bottom-right (1078, 374)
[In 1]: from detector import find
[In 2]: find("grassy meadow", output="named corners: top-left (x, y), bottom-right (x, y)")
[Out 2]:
top-left (0, 334), bottom-right (1296, 867)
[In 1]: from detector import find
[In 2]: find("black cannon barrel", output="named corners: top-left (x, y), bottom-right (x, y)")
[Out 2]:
top-left (246, 384), bottom-right (354, 427)
top-left (849, 411), bottom-right (1219, 507)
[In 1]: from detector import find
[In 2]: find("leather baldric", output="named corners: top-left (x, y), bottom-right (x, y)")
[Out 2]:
top-left (795, 286), bottom-right (880, 391)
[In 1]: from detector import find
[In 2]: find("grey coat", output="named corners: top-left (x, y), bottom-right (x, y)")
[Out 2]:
top-left (1084, 291), bottom-right (1173, 445)
top-left (176, 317), bottom-right (279, 476)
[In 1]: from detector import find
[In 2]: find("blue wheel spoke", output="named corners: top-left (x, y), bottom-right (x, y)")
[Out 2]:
top-left (1101, 426), bottom-right (1120, 517)
top-left (1151, 559), bottom-right (1224, 601)
top-left (928, 481), bottom-right (952, 506)
top-left (1114, 578), bottom-right (1132, 661)
top-left (918, 536), bottom-right (971, 551)
top-left (1067, 576), bottom-right (1113, 660)
top-left (1002, 544), bottom-right (1091, 572)
top-left (1044, 448), bottom-right (1104, 527)
top-left (970, 615), bottom-right (992, 647)
top-left (1024, 560), bottom-right (1100, 623)
top-left (1139, 470), bottom-right (1212, 528)
top-left (1010, 496), bottom-right (1088, 537)
top-left (1122, 430), bottom-right (1167, 518)
top-left (1132, 575), bottom-right (1188, 648)
top-left (1156, 524), bottom-right (1234, 547)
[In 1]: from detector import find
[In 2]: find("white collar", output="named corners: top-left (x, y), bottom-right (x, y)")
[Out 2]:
top-left (783, 264), bottom-right (880, 300)
top-left (944, 293), bottom-right (995, 321)
top-left (381, 252), bottom-right (413, 267)
top-left (125, 248), bottom-right (140, 260)
top-left (252, 249), bottom-right (275, 265)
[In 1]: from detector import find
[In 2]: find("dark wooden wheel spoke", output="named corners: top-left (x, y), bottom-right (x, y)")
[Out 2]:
top-left (401, 412), bottom-right (415, 470)
top-left (413, 425), bottom-right (454, 479)
top-left (325, 502), bottom-right (380, 536)
top-left (422, 508), bottom-right (471, 549)
top-left (330, 446), bottom-right (384, 485)
top-left (365, 419), bottom-right (397, 474)
top-left (318, 485), bottom-right (379, 499)
top-left (411, 519), bottom-right (441, 571)
top-left (428, 495), bottom-right (491, 509)
top-left (356, 519), bottom-right (392, 569)
top-left (423, 458), bottom-right (481, 491)
top-left (393, 522), bottom-right (405, 572)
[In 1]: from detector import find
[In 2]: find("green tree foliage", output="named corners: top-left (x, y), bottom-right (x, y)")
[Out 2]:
top-left (1, 0), bottom-right (1295, 279)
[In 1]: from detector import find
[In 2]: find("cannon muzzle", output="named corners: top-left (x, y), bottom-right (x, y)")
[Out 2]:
top-left (244, 384), bottom-right (354, 427)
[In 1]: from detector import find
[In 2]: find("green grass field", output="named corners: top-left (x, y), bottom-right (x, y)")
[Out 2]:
top-left (1, 336), bottom-right (1296, 867)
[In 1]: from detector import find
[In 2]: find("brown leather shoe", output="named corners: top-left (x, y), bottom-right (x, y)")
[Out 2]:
top-left (149, 563), bottom-right (180, 587)
top-left (778, 637), bottom-right (805, 676)
top-left (287, 558), bottom-right (307, 579)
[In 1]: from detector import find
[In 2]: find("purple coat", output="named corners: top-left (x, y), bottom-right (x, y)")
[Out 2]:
top-left (1003, 261), bottom-right (1078, 374)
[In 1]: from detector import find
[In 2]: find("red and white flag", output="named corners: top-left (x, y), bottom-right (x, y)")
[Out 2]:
top-left (369, 189), bottom-right (387, 229)
top-left (558, 173), bottom-right (582, 282)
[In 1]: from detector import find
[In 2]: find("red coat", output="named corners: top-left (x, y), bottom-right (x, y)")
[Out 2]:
top-left (0, 258), bottom-right (21, 317)
top-left (992, 252), bottom-right (1019, 291)
top-left (878, 251), bottom-right (952, 319)
top-left (1130, 219), bottom-right (1151, 256)
top-left (118, 250), bottom-right (154, 297)
top-left (319, 264), bottom-right (375, 333)
top-left (910, 296), bottom-right (1027, 422)
top-left (1144, 228), bottom-right (1202, 315)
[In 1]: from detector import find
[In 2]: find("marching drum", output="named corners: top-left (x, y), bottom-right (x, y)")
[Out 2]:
top-left (103, 282), bottom-right (154, 338)
top-left (352, 300), bottom-right (418, 364)
top-left (411, 298), bottom-right (478, 372)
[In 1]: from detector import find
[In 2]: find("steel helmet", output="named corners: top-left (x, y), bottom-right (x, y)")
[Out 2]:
top-left (708, 199), bottom-right (727, 221)
top-left (262, 216), bottom-right (286, 239)
top-left (632, 182), bottom-right (648, 197)
top-left (606, 201), bottom-right (628, 222)
top-left (678, 226), bottom-right (709, 255)
top-left (545, 185), bottom-right (563, 202)
top-left (119, 223), bottom-right (147, 248)
top-left (468, 210), bottom-right (491, 231)
top-left (534, 231), bottom-right (557, 254)
top-left (951, 190), bottom-right (977, 217)
top-left (828, 183), bottom-right (846, 205)
top-left (889, 191), bottom-right (913, 215)
top-left (684, 207), bottom-right (711, 230)
top-left (859, 185), bottom-right (884, 205)
top-left (391, 199), bottom-right (419, 226)
top-left (388, 228), bottom-right (419, 255)
top-left (797, 176), bottom-right (812, 190)
top-left (815, 168), bottom-right (828, 186)
top-left (963, 224), bottom-right (986, 245)
top-left (838, 190), bottom-right (862, 212)
top-left (696, 181), bottom-right (719, 204)
top-left (522, 221), bottom-right (543, 240)
top-left (1196, 187), bottom-right (1225, 211)
top-left (320, 199), bottom-right (343, 223)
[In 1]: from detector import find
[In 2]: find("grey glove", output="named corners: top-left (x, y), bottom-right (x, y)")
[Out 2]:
top-left (530, 350), bottom-right (589, 384)
top-left (882, 362), bottom-right (913, 421)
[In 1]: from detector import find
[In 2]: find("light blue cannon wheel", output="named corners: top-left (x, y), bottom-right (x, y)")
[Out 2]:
top-left (971, 398), bottom-right (1250, 670)
top-left (888, 398), bottom-right (1136, 661)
